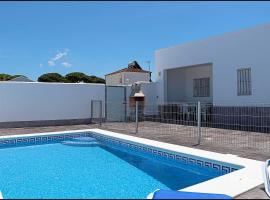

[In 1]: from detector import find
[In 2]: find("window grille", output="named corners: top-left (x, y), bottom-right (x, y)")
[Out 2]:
top-left (193, 78), bottom-right (210, 97)
top-left (237, 68), bottom-right (251, 96)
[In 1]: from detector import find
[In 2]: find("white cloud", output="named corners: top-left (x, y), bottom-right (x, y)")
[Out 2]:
top-left (61, 62), bottom-right (72, 68)
top-left (53, 49), bottom-right (69, 61)
top-left (48, 60), bottom-right (55, 66)
top-left (48, 49), bottom-right (70, 67)
top-left (39, 63), bottom-right (43, 67)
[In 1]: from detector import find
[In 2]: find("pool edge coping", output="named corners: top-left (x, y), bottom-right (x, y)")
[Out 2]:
top-left (0, 128), bottom-right (264, 198)
top-left (90, 129), bottom-right (264, 198)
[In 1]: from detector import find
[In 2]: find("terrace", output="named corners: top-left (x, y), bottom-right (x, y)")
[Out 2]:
top-left (0, 122), bottom-right (268, 199)
top-left (0, 82), bottom-right (269, 199)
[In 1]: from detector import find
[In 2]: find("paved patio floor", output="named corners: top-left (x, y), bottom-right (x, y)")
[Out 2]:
top-left (0, 123), bottom-right (269, 199)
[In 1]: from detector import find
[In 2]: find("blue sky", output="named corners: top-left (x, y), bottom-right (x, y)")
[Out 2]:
top-left (0, 1), bottom-right (270, 81)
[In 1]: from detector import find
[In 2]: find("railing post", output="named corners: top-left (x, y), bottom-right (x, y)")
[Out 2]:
top-left (197, 101), bottom-right (201, 145)
top-left (90, 100), bottom-right (93, 124)
top-left (135, 101), bottom-right (139, 134)
top-left (99, 100), bottom-right (102, 127)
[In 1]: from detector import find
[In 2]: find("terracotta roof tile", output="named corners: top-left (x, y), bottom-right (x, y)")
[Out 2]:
top-left (105, 67), bottom-right (151, 76)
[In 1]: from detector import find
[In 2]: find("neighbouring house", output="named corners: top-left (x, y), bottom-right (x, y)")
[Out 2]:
top-left (155, 23), bottom-right (270, 105)
top-left (105, 61), bottom-right (151, 86)
top-left (9, 75), bottom-right (34, 82)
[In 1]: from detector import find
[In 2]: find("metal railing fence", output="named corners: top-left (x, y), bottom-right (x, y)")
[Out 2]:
top-left (91, 101), bottom-right (270, 153)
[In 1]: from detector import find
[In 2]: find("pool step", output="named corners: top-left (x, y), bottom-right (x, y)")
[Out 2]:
top-left (71, 137), bottom-right (98, 142)
top-left (61, 141), bottom-right (100, 147)
top-left (61, 136), bottom-right (100, 147)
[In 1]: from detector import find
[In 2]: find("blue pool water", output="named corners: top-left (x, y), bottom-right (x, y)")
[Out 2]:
top-left (0, 137), bottom-right (224, 199)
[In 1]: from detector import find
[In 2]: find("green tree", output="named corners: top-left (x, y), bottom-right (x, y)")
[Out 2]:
top-left (65, 72), bottom-right (105, 83)
top-left (65, 72), bottom-right (89, 83)
top-left (88, 75), bottom-right (105, 83)
top-left (38, 73), bottom-right (67, 83)
top-left (0, 73), bottom-right (13, 81)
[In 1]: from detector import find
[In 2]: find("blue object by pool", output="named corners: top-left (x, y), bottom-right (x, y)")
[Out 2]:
top-left (263, 159), bottom-right (270, 198)
top-left (151, 189), bottom-right (232, 199)
top-left (0, 135), bottom-right (229, 198)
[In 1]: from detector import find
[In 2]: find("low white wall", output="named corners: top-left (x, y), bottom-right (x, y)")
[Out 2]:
top-left (0, 82), bottom-right (105, 123)
top-left (140, 82), bottom-right (159, 115)
top-left (141, 82), bottom-right (158, 106)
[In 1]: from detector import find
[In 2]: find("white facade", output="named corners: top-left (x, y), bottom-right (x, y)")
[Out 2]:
top-left (105, 73), bottom-right (122, 86)
top-left (0, 82), bottom-right (105, 123)
top-left (106, 72), bottom-right (150, 86)
top-left (155, 24), bottom-right (270, 105)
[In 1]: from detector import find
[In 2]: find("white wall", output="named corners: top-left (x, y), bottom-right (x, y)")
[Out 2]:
top-left (106, 72), bottom-right (150, 86)
top-left (155, 24), bottom-right (270, 104)
top-left (0, 82), bottom-right (105, 122)
top-left (124, 82), bottom-right (158, 116)
top-left (123, 72), bottom-right (150, 85)
top-left (140, 82), bottom-right (159, 106)
top-left (105, 73), bottom-right (122, 85)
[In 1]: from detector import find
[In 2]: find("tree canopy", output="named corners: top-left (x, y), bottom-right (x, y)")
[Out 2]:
top-left (65, 72), bottom-right (105, 83)
top-left (37, 72), bottom-right (105, 83)
top-left (65, 72), bottom-right (89, 83)
top-left (0, 74), bottom-right (12, 81)
top-left (38, 73), bottom-right (67, 83)
top-left (0, 72), bottom-right (105, 83)
top-left (0, 74), bottom-right (24, 81)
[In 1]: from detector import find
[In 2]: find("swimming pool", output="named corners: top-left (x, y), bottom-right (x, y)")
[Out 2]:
top-left (0, 129), bottom-right (263, 199)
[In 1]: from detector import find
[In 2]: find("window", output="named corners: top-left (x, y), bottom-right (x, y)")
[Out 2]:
top-left (193, 78), bottom-right (210, 97)
top-left (237, 68), bottom-right (251, 96)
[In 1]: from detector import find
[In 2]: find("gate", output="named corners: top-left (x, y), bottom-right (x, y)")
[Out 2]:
top-left (105, 86), bottom-right (127, 122)
top-left (91, 100), bottom-right (102, 126)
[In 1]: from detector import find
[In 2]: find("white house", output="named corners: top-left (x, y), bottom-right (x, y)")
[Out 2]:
top-left (155, 23), bottom-right (270, 105)
top-left (105, 61), bottom-right (151, 86)
top-left (9, 75), bottom-right (34, 82)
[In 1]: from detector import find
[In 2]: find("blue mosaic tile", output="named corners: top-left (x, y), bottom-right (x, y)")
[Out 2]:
top-left (0, 132), bottom-right (89, 149)
top-left (213, 163), bottom-right (221, 171)
top-left (90, 133), bottom-right (242, 173)
top-left (0, 132), bottom-right (241, 174)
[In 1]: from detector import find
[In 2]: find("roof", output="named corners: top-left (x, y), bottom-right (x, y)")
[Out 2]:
top-left (9, 75), bottom-right (34, 82)
top-left (156, 23), bottom-right (270, 53)
top-left (105, 67), bottom-right (151, 76)
top-left (106, 60), bottom-right (151, 76)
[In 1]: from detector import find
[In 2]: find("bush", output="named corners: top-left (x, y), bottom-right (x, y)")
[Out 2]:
top-left (38, 73), bottom-right (67, 83)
